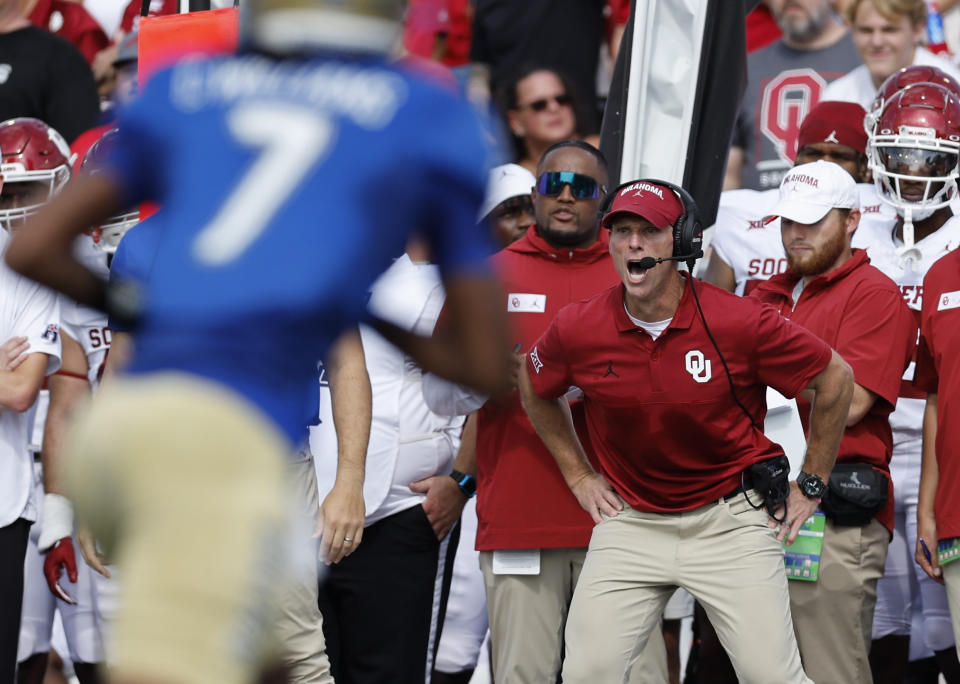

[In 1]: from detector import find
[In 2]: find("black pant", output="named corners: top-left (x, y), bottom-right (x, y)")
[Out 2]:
top-left (1, 519), bottom-right (31, 682)
top-left (318, 504), bottom-right (459, 684)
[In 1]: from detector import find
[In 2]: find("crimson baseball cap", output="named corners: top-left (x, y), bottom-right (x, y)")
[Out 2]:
top-left (766, 160), bottom-right (859, 224)
top-left (796, 101), bottom-right (869, 156)
top-left (602, 181), bottom-right (683, 230)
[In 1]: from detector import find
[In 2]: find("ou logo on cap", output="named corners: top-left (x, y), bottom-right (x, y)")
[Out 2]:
top-left (684, 350), bottom-right (712, 383)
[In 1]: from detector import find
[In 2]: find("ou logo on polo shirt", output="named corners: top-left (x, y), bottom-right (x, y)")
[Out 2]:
top-left (684, 350), bottom-right (712, 383)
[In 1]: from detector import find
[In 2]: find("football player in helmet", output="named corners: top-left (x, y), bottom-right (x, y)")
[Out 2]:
top-left (9, 118), bottom-right (111, 684)
top-left (865, 64), bottom-right (960, 134)
top-left (0, 118), bottom-right (72, 232)
top-left (868, 82), bottom-right (960, 263)
top-left (860, 81), bottom-right (960, 683)
top-left (81, 129), bottom-right (139, 255)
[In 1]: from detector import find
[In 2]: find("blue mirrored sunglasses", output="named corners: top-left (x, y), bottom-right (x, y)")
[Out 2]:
top-left (536, 171), bottom-right (601, 199)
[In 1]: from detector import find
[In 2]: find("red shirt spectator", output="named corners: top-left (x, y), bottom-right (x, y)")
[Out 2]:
top-left (747, 3), bottom-right (782, 53)
top-left (916, 248), bottom-right (960, 540)
top-left (403, 0), bottom-right (470, 67)
top-left (476, 227), bottom-right (618, 550)
top-left (29, 0), bottom-right (108, 64)
top-left (752, 249), bottom-right (916, 532)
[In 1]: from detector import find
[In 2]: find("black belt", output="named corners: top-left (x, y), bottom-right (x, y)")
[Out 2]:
top-left (722, 471), bottom-right (755, 501)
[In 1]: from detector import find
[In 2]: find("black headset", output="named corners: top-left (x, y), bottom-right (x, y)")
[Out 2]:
top-left (600, 178), bottom-right (704, 264)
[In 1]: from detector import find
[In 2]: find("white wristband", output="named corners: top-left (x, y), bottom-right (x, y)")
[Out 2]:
top-left (38, 493), bottom-right (74, 553)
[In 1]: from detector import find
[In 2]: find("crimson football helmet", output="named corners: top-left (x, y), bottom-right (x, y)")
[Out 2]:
top-left (0, 118), bottom-right (72, 231)
top-left (865, 65), bottom-right (960, 133)
top-left (869, 83), bottom-right (960, 219)
top-left (81, 128), bottom-right (138, 253)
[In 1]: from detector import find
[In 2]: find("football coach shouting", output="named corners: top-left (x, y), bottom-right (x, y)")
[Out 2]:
top-left (518, 179), bottom-right (854, 683)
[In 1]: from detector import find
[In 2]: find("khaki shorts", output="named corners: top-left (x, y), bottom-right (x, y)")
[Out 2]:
top-left (66, 373), bottom-right (293, 684)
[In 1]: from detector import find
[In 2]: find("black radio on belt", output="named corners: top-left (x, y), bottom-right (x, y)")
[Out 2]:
top-left (744, 455), bottom-right (791, 519)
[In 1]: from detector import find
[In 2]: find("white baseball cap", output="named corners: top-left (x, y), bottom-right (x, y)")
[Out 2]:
top-left (478, 163), bottom-right (536, 222)
top-left (766, 160), bottom-right (859, 224)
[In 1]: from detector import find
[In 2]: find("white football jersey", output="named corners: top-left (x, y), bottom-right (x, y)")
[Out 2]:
top-left (311, 255), bottom-right (464, 526)
top-left (710, 184), bottom-right (896, 295)
top-left (63, 235), bottom-right (111, 389)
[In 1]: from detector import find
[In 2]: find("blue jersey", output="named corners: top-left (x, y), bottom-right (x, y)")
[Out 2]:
top-left (107, 215), bottom-right (162, 332)
top-left (104, 52), bottom-right (493, 443)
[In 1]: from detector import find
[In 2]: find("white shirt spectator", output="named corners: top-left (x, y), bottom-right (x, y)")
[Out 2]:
top-left (312, 254), bottom-right (464, 525)
top-left (0, 230), bottom-right (61, 528)
top-left (822, 46), bottom-right (960, 109)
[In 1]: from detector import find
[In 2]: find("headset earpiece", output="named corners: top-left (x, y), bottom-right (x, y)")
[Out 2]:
top-left (642, 178), bottom-right (703, 260)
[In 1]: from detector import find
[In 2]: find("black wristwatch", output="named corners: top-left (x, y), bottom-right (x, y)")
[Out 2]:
top-left (797, 471), bottom-right (827, 500)
top-left (450, 470), bottom-right (477, 498)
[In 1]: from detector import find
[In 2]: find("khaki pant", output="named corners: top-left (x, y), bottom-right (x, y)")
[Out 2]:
top-left (276, 454), bottom-right (334, 683)
top-left (789, 517), bottom-right (888, 684)
top-left (480, 547), bottom-right (668, 684)
top-left (941, 556), bottom-right (960, 662)
top-left (561, 493), bottom-right (811, 684)
top-left (65, 374), bottom-right (314, 684)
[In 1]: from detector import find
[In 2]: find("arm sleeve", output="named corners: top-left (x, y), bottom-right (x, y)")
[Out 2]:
top-left (834, 285), bottom-right (917, 408)
top-left (45, 40), bottom-right (100, 143)
top-left (526, 311), bottom-right (574, 400)
top-left (15, 281), bottom-right (62, 376)
top-left (751, 303), bottom-right (832, 399)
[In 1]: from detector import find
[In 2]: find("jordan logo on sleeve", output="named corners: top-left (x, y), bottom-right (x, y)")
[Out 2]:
top-left (603, 361), bottom-right (619, 378)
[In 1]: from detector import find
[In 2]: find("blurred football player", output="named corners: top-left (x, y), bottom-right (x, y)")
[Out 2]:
top-left (5, 3), bottom-right (511, 684)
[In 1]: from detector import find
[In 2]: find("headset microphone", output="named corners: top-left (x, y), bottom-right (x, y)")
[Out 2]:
top-left (635, 250), bottom-right (705, 271)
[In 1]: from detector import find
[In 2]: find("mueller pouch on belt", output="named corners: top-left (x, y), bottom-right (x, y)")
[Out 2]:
top-left (820, 463), bottom-right (889, 526)
top-left (746, 455), bottom-right (790, 518)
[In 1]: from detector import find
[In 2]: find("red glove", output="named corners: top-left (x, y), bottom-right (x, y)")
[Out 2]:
top-left (44, 538), bottom-right (78, 604)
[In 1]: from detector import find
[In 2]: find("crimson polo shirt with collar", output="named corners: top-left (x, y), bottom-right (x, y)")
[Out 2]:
top-left (915, 248), bottom-right (960, 539)
top-left (475, 225), bottom-right (620, 551)
top-left (527, 275), bottom-right (832, 512)
top-left (751, 249), bottom-right (916, 533)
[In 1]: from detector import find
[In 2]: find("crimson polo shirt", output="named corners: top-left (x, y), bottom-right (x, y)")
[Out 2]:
top-left (527, 276), bottom-right (832, 512)
top-left (915, 248), bottom-right (960, 540)
top-left (475, 226), bottom-right (620, 551)
top-left (751, 249), bottom-right (916, 533)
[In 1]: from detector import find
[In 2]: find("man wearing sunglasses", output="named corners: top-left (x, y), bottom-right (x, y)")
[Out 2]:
top-left (463, 140), bottom-right (668, 682)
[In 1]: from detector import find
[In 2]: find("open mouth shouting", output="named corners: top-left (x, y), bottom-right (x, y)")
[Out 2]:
top-left (626, 259), bottom-right (651, 282)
